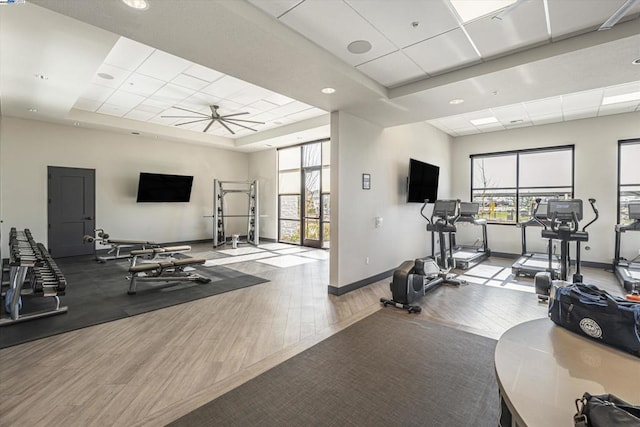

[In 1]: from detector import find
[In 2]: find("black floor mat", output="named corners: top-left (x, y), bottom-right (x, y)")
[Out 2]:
top-left (1, 255), bottom-right (268, 348)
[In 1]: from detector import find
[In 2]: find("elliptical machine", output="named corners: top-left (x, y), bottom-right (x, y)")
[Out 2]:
top-left (534, 198), bottom-right (599, 301)
top-left (381, 200), bottom-right (465, 313)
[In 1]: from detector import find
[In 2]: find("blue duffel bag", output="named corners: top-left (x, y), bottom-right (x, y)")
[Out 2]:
top-left (548, 283), bottom-right (640, 357)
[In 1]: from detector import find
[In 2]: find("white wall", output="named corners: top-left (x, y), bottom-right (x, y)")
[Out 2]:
top-left (451, 112), bottom-right (640, 264)
top-left (331, 111), bottom-right (453, 289)
top-left (248, 148), bottom-right (278, 240)
top-left (0, 117), bottom-right (249, 249)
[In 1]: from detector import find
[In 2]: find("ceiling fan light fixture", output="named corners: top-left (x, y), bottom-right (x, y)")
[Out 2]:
top-left (122, 0), bottom-right (149, 10)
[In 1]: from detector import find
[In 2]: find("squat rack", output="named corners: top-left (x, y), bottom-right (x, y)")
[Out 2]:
top-left (213, 179), bottom-right (259, 247)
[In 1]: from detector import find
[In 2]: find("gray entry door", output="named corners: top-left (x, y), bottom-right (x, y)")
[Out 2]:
top-left (48, 166), bottom-right (95, 258)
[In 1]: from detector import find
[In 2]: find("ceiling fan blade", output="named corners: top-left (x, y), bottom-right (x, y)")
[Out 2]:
top-left (218, 120), bottom-right (236, 135)
top-left (220, 112), bottom-right (250, 118)
top-left (220, 118), bottom-right (259, 132)
top-left (599, 0), bottom-right (640, 30)
top-left (223, 118), bottom-right (265, 125)
top-left (203, 119), bottom-right (216, 133)
top-left (170, 106), bottom-right (212, 117)
top-left (161, 115), bottom-right (209, 119)
top-left (174, 118), bottom-right (213, 126)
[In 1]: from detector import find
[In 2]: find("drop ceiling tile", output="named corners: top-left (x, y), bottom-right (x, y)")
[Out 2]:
top-left (182, 63), bottom-right (225, 83)
top-left (123, 109), bottom-right (157, 121)
top-left (356, 51), bottom-right (426, 87)
top-left (477, 122), bottom-right (506, 132)
top-left (548, 0), bottom-right (640, 39)
top-left (279, 0), bottom-right (397, 66)
top-left (524, 97), bottom-right (562, 117)
top-left (345, 0), bottom-right (459, 48)
top-left (230, 86), bottom-right (274, 106)
top-left (563, 108), bottom-right (598, 120)
top-left (247, 100), bottom-right (280, 112)
top-left (91, 64), bottom-right (131, 89)
top-left (491, 103), bottom-right (530, 123)
top-left (182, 92), bottom-right (222, 109)
top-left (120, 72), bottom-right (165, 97)
top-left (141, 97), bottom-right (176, 110)
top-left (215, 99), bottom-right (244, 113)
top-left (96, 103), bottom-right (129, 117)
top-left (530, 115), bottom-right (562, 126)
top-left (268, 100), bottom-right (311, 117)
top-left (262, 91), bottom-right (295, 106)
top-left (248, 0), bottom-right (303, 18)
top-left (136, 50), bottom-right (191, 82)
top-left (598, 102), bottom-right (639, 116)
top-left (105, 90), bottom-right (146, 109)
top-left (562, 89), bottom-right (603, 110)
top-left (437, 114), bottom-right (474, 129)
top-left (201, 75), bottom-right (248, 99)
top-left (73, 97), bottom-right (103, 112)
top-left (153, 83), bottom-right (196, 104)
top-left (403, 28), bottom-right (480, 75)
top-left (104, 37), bottom-right (154, 71)
top-left (285, 107), bottom-right (326, 121)
top-left (80, 83), bottom-right (115, 102)
top-left (171, 73), bottom-right (211, 91)
top-left (250, 111), bottom-right (280, 124)
top-left (603, 81), bottom-right (640, 97)
top-left (464, 0), bottom-right (548, 58)
top-left (136, 102), bottom-right (166, 114)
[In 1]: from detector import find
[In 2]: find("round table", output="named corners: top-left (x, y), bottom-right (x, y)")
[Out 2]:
top-left (495, 318), bottom-right (640, 427)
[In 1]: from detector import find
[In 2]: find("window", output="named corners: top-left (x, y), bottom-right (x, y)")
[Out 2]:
top-left (618, 139), bottom-right (640, 224)
top-left (278, 140), bottom-right (330, 248)
top-left (471, 146), bottom-right (574, 224)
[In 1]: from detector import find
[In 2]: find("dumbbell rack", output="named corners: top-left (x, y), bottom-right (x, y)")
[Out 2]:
top-left (1, 228), bottom-right (68, 325)
top-left (213, 179), bottom-right (259, 247)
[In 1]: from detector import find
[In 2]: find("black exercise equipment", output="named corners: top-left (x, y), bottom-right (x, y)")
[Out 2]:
top-left (511, 199), bottom-right (561, 278)
top-left (613, 202), bottom-right (640, 293)
top-left (381, 200), bottom-right (465, 313)
top-left (534, 198), bottom-right (599, 301)
top-left (450, 202), bottom-right (490, 269)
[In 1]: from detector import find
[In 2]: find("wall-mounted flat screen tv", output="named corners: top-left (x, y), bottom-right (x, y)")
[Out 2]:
top-left (136, 172), bottom-right (194, 202)
top-left (407, 158), bottom-right (439, 203)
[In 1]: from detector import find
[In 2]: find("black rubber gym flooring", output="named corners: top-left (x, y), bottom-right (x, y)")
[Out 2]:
top-left (1, 255), bottom-right (267, 348)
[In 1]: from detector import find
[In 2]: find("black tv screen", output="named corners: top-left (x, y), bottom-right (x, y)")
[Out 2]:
top-left (136, 173), bottom-right (193, 202)
top-left (407, 158), bottom-right (439, 203)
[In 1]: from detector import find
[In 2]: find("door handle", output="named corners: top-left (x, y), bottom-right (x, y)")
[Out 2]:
top-left (84, 216), bottom-right (93, 220)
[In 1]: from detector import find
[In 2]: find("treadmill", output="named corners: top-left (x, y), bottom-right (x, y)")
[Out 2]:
top-left (511, 201), bottom-right (561, 278)
top-left (614, 202), bottom-right (640, 293)
top-left (450, 202), bottom-right (490, 269)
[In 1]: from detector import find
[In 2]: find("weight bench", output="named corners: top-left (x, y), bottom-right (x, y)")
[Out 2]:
top-left (129, 245), bottom-right (193, 267)
top-left (83, 229), bottom-right (157, 262)
top-left (127, 257), bottom-right (210, 295)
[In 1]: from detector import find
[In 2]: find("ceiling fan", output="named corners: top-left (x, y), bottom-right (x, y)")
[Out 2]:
top-left (161, 105), bottom-right (264, 135)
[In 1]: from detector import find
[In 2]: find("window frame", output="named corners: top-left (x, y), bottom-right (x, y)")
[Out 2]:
top-left (470, 145), bottom-right (575, 225)
top-left (617, 138), bottom-right (640, 224)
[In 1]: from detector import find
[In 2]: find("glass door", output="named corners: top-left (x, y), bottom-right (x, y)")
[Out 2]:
top-left (303, 168), bottom-right (321, 248)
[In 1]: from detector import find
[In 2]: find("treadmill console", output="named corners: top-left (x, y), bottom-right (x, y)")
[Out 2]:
top-left (629, 202), bottom-right (640, 220)
top-left (459, 202), bottom-right (479, 216)
top-left (547, 199), bottom-right (583, 221)
top-left (433, 200), bottom-right (457, 217)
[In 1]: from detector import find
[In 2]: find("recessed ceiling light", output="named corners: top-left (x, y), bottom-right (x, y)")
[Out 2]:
top-left (601, 91), bottom-right (640, 105)
top-left (347, 40), bottom-right (372, 54)
top-left (28, 108), bottom-right (37, 113)
top-left (97, 72), bottom-right (114, 80)
top-left (470, 117), bottom-right (499, 126)
top-left (321, 87), bottom-right (336, 94)
top-left (122, 0), bottom-right (148, 10)
top-left (450, 0), bottom-right (517, 22)
top-left (449, 98), bottom-right (464, 105)
top-left (34, 73), bottom-right (48, 80)
top-left (73, 121), bottom-right (80, 126)
top-left (632, 58), bottom-right (640, 65)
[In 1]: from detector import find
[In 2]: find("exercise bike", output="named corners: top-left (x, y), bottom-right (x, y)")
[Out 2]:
top-left (534, 198), bottom-right (599, 301)
top-left (381, 199), bottom-right (465, 313)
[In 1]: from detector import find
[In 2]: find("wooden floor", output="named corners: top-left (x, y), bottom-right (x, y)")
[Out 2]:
top-left (0, 244), bottom-right (623, 426)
